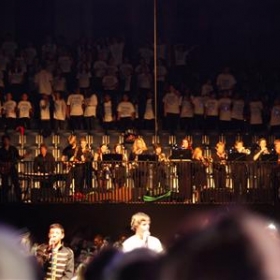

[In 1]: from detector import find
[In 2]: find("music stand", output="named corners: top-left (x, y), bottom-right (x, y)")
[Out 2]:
top-left (260, 154), bottom-right (278, 162)
top-left (103, 154), bottom-right (123, 161)
top-left (138, 154), bottom-right (158, 162)
top-left (170, 149), bottom-right (192, 160)
top-left (227, 153), bottom-right (246, 161)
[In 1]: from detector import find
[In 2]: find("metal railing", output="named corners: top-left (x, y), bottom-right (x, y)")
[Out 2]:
top-left (0, 160), bottom-right (279, 204)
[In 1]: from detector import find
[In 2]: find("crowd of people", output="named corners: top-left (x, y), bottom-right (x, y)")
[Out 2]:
top-left (1, 209), bottom-right (280, 280)
top-left (0, 34), bottom-right (279, 136)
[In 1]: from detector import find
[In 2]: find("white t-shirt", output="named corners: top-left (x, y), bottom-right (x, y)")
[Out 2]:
top-left (84, 94), bottom-right (98, 117)
top-left (144, 99), bottom-right (155, 120)
top-left (201, 84), bottom-right (214, 96)
top-left (103, 101), bottom-right (113, 122)
top-left (109, 42), bottom-right (124, 65)
top-left (58, 56), bottom-right (72, 73)
top-left (138, 47), bottom-right (153, 64)
top-left (205, 98), bottom-right (219, 117)
top-left (270, 105), bottom-right (280, 126)
top-left (119, 63), bottom-right (133, 79)
top-left (192, 96), bottom-right (204, 115)
top-left (93, 60), bottom-right (107, 78)
top-left (3, 100), bottom-right (17, 118)
top-left (24, 47), bottom-right (37, 65)
top-left (18, 101), bottom-right (32, 118)
top-left (67, 94), bottom-right (84, 116)
top-left (231, 99), bottom-right (244, 120)
top-left (122, 235), bottom-right (163, 253)
top-left (156, 65), bottom-right (167, 82)
top-left (77, 71), bottom-right (92, 88)
top-left (249, 101), bottom-right (263, 125)
top-left (53, 76), bottom-right (66, 92)
top-left (163, 92), bottom-right (181, 114)
top-left (180, 97), bottom-right (194, 118)
top-left (137, 73), bottom-right (152, 89)
top-left (54, 99), bottom-right (67, 120)
top-left (117, 101), bottom-right (135, 118)
top-left (9, 71), bottom-right (24, 84)
top-left (218, 97), bottom-right (232, 121)
top-left (216, 73), bottom-right (236, 90)
top-left (34, 70), bottom-right (53, 95)
top-left (102, 75), bottom-right (118, 90)
top-left (120, 63), bottom-right (133, 91)
top-left (40, 99), bottom-right (50, 120)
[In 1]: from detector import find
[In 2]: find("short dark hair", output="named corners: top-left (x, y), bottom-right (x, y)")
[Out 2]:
top-left (40, 143), bottom-right (48, 149)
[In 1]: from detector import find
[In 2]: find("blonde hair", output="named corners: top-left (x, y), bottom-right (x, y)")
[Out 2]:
top-left (132, 137), bottom-right (148, 154)
top-left (216, 141), bottom-right (225, 149)
top-left (192, 147), bottom-right (203, 160)
top-left (130, 212), bottom-right (150, 231)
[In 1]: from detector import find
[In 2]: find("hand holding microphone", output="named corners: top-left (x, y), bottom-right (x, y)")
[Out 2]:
top-left (143, 231), bottom-right (150, 247)
top-left (48, 238), bottom-right (55, 250)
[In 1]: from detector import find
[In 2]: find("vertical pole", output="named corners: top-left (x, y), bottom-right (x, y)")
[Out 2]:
top-left (153, 0), bottom-right (158, 138)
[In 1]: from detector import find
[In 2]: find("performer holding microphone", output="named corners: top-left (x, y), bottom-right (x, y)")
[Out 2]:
top-left (36, 223), bottom-right (74, 280)
top-left (122, 212), bottom-right (163, 253)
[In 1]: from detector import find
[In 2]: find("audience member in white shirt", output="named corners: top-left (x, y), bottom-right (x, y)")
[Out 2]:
top-left (2, 92), bottom-right (17, 130)
top-left (231, 92), bottom-right (245, 132)
top-left (77, 63), bottom-right (92, 93)
top-left (218, 90), bottom-right (232, 132)
top-left (162, 85), bottom-right (182, 134)
top-left (39, 94), bottom-right (52, 137)
top-left (143, 92), bottom-right (155, 131)
top-left (53, 70), bottom-right (67, 94)
top-left (122, 212), bottom-right (163, 254)
top-left (8, 61), bottom-right (25, 100)
top-left (109, 37), bottom-right (125, 66)
top-left (53, 92), bottom-right (67, 132)
top-left (34, 64), bottom-right (53, 96)
top-left (93, 55), bottom-right (107, 90)
top-left (84, 91), bottom-right (98, 131)
top-left (204, 92), bottom-right (219, 131)
top-left (201, 79), bottom-right (214, 97)
top-left (180, 88), bottom-right (194, 132)
top-left (191, 93), bottom-right (205, 131)
top-left (249, 95), bottom-right (264, 133)
top-left (117, 94), bottom-right (135, 132)
top-left (102, 94), bottom-right (115, 133)
top-left (216, 67), bottom-right (236, 95)
top-left (67, 89), bottom-right (84, 131)
top-left (17, 93), bottom-right (32, 129)
top-left (119, 58), bottom-right (133, 93)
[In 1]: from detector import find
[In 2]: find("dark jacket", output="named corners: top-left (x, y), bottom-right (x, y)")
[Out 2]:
top-left (37, 243), bottom-right (74, 280)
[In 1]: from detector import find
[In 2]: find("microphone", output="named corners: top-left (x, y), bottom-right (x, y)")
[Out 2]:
top-left (48, 238), bottom-right (55, 250)
top-left (143, 231), bottom-right (150, 247)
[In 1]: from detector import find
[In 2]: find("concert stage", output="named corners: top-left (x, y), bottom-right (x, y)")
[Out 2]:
top-left (0, 202), bottom-right (278, 245)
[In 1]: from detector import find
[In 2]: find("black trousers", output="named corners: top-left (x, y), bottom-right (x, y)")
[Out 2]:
top-left (1, 167), bottom-right (21, 202)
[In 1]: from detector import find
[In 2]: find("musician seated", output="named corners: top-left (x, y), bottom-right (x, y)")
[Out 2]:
top-left (33, 143), bottom-right (56, 188)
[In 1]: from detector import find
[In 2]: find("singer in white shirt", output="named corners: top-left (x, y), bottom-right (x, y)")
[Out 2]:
top-left (122, 212), bottom-right (163, 253)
